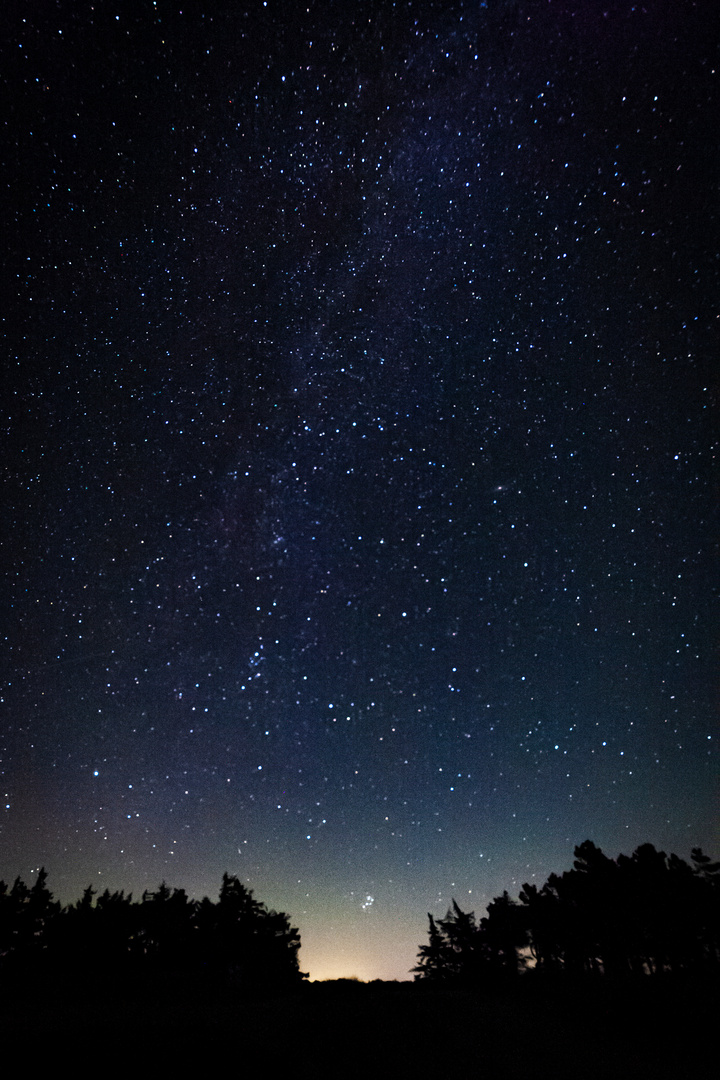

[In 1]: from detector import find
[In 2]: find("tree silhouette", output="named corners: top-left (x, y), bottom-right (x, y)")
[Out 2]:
top-left (481, 890), bottom-right (526, 977)
top-left (413, 913), bottom-right (453, 982)
top-left (412, 901), bottom-right (487, 985)
top-left (0, 869), bottom-right (60, 973)
top-left (202, 873), bottom-right (305, 988)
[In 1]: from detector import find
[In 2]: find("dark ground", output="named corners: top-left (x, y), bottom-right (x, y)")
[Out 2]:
top-left (0, 974), bottom-right (715, 1075)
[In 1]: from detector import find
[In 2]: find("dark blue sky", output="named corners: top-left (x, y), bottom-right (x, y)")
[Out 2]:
top-left (3, 0), bottom-right (717, 979)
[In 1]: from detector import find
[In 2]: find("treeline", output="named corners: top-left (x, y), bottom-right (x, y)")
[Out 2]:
top-left (0, 870), bottom-right (306, 988)
top-left (415, 842), bottom-right (720, 983)
top-left (2, 841), bottom-right (718, 990)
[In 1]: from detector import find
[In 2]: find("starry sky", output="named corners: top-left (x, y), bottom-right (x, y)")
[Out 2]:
top-left (2, 0), bottom-right (717, 981)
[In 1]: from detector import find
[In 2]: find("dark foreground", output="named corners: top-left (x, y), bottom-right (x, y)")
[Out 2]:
top-left (1, 974), bottom-right (715, 1076)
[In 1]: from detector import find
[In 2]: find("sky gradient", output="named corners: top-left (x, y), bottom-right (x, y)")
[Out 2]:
top-left (3, 0), bottom-right (717, 980)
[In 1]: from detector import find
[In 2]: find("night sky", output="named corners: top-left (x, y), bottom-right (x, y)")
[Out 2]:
top-left (3, 0), bottom-right (717, 981)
